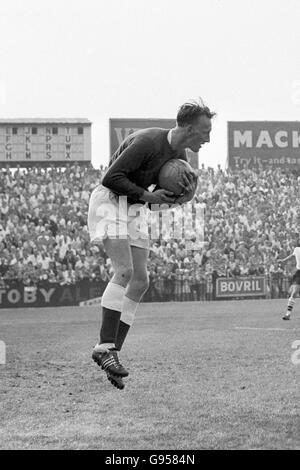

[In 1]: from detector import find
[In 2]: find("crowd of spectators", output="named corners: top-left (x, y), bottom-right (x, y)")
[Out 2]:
top-left (146, 164), bottom-right (300, 299)
top-left (0, 162), bottom-right (299, 299)
top-left (0, 164), bottom-right (108, 289)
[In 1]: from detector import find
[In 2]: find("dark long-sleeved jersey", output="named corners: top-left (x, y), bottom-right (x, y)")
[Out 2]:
top-left (101, 128), bottom-right (186, 205)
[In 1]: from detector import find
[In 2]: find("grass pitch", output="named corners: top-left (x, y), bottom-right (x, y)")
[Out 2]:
top-left (0, 300), bottom-right (299, 450)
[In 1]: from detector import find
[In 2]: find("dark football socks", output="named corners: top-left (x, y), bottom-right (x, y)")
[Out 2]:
top-left (100, 307), bottom-right (122, 344)
top-left (115, 320), bottom-right (131, 351)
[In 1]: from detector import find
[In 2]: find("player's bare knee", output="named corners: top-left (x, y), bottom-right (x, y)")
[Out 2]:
top-left (133, 275), bottom-right (149, 296)
top-left (139, 278), bottom-right (149, 296)
top-left (116, 265), bottom-right (133, 284)
top-left (143, 275), bottom-right (150, 293)
top-left (293, 286), bottom-right (300, 297)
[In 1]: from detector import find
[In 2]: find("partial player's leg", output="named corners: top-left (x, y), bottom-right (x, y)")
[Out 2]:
top-left (283, 283), bottom-right (300, 320)
top-left (92, 237), bottom-right (133, 383)
top-left (115, 245), bottom-right (149, 351)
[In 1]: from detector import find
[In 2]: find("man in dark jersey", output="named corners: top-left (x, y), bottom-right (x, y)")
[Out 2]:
top-left (88, 100), bottom-right (215, 389)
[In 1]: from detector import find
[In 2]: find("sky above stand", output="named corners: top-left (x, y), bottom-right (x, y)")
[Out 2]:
top-left (1, 0), bottom-right (300, 168)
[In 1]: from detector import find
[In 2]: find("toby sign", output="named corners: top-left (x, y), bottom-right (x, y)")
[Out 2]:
top-left (228, 121), bottom-right (300, 169)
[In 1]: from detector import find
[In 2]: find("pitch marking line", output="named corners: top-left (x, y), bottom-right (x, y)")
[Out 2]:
top-left (235, 327), bottom-right (300, 332)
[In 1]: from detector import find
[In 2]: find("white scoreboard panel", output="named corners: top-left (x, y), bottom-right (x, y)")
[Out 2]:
top-left (0, 119), bottom-right (91, 165)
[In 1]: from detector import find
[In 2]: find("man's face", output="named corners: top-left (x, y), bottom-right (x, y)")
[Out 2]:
top-left (185, 115), bottom-right (212, 152)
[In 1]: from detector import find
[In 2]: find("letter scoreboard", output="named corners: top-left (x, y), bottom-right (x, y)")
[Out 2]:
top-left (0, 118), bottom-right (92, 167)
top-left (228, 121), bottom-right (300, 170)
top-left (109, 118), bottom-right (199, 169)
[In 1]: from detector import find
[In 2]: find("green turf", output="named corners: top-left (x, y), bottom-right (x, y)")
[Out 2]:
top-left (0, 300), bottom-right (299, 449)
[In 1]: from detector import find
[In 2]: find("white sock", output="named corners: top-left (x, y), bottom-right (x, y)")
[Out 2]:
top-left (287, 298), bottom-right (295, 313)
top-left (101, 282), bottom-right (126, 311)
top-left (120, 296), bottom-right (139, 326)
top-left (94, 342), bottom-right (115, 352)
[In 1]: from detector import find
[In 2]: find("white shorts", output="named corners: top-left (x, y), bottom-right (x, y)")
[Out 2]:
top-left (88, 185), bottom-right (149, 250)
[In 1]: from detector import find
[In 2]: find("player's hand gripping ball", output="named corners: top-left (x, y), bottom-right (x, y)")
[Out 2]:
top-left (158, 159), bottom-right (198, 204)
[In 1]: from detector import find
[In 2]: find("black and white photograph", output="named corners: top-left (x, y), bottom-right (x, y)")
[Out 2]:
top-left (0, 0), bottom-right (299, 453)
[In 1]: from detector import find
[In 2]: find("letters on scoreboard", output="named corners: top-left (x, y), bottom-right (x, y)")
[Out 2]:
top-left (228, 121), bottom-right (300, 169)
top-left (0, 120), bottom-right (91, 164)
top-left (216, 276), bottom-right (266, 298)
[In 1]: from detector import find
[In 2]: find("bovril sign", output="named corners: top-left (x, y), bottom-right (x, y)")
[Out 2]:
top-left (216, 277), bottom-right (266, 298)
top-left (228, 121), bottom-right (300, 169)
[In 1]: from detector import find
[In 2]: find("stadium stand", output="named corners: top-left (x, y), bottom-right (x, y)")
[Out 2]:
top-left (0, 163), bottom-right (298, 301)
